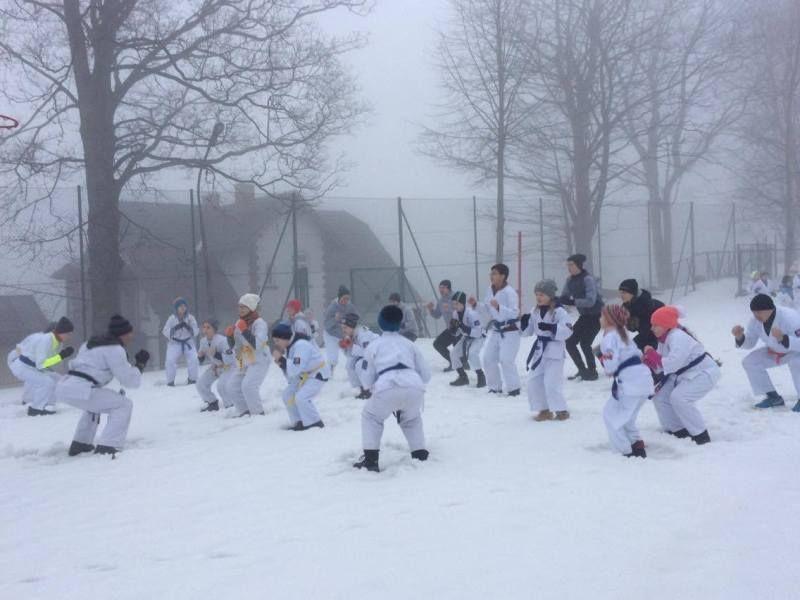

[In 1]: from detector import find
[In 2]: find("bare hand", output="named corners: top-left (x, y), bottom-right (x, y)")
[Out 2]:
top-left (490, 299), bottom-right (500, 309)
top-left (468, 296), bottom-right (477, 307)
top-left (271, 349), bottom-right (283, 361)
top-left (771, 326), bottom-right (784, 341)
top-left (643, 345), bottom-right (655, 354)
top-left (426, 301), bottom-right (434, 311)
top-left (731, 325), bottom-right (744, 338)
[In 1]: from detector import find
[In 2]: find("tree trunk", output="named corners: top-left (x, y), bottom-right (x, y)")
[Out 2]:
top-left (496, 142), bottom-right (505, 263)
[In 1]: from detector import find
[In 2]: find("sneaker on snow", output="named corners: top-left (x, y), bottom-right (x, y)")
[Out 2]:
top-left (443, 366), bottom-right (454, 373)
top-left (291, 420), bottom-right (325, 431)
top-left (68, 441), bottom-right (95, 456)
top-left (754, 394), bottom-right (785, 409)
top-left (668, 428), bottom-right (690, 438)
top-left (793, 400), bottom-right (800, 413)
top-left (476, 370), bottom-right (486, 388)
top-left (507, 389), bottom-right (521, 397)
top-left (27, 407), bottom-right (55, 416)
top-left (691, 430), bottom-right (711, 445)
top-left (410, 449), bottom-right (429, 461)
top-left (201, 401), bottom-right (220, 412)
top-left (488, 389), bottom-right (502, 395)
top-left (533, 410), bottom-right (554, 422)
top-left (166, 382), bottom-right (175, 387)
top-left (187, 379), bottom-right (196, 385)
top-left (94, 445), bottom-right (118, 456)
top-left (567, 370), bottom-right (587, 381)
top-left (582, 369), bottom-right (599, 381)
top-left (555, 410), bottom-right (570, 421)
top-left (625, 440), bottom-right (647, 458)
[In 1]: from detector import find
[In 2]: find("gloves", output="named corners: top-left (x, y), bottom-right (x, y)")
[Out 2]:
top-left (59, 346), bottom-right (75, 360)
top-left (134, 349), bottom-right (150, 372)
top-left (561, 296), bottom-right (575, 306)
top-left (537, 322), bottom-right (557, 333)
top-left (236, 319), bottom-right (249, 332)
top-left (642, 348), bottom-right (663, 371)
top-left (520, 313), bottom-right (531, 331)
top-left (213, 351), bottom-right (223, 362)
top-left (339, 337), bottom-right (353, 349)
top-left (198, 353), bottom-right (206, 365)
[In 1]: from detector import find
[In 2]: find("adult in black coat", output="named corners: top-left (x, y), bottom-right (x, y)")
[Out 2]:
top-left (618, 279), bottom-right (664, 351)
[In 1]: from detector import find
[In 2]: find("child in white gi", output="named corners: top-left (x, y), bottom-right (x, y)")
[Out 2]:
top-left (196, 319), bottom-right (236, 412)
top-left (472, 263), bottom-right (521, 396)
top-left (271, 323), bottom-right (328, 431)
top-left (642, 306), bottom-right (719, 445)
top-left (55, 314), bottom-right (149, 456)
top-left (7, 317), bottom-right (74, 416)
top-left (449, 292), bottom-right (486, 388)
top-left (225, 293), bottom-right (270, 417)
top-left (162, 297), bottom-right (199, 386)
top-left (341, 313), bottom-right (379, 399)
top-left (733, 293), bottom-right (800, 412)
top-left (597, 304), bottom-right (653, 457)
top-left (353, 305), bottom-right (431, 473)
top-left (520, 279), bottom-right (572, 421)
top-left (286, 299), bottom-right (317, 341)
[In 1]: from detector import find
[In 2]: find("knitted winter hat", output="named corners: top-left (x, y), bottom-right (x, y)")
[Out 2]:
top-left (534, 279), bottom-right (558, 299)
top-left (174, 297), bottom-right (188, 312)
top-left (618, 279), bottom-right (638, 296)
top-left (389, 292), bottom-right (402, 303)
top-left (750, 293), bottom-right (775, 312)
top-left (651, 306), bottom-right (680, 330)
top-left (439, 279), bottom-right (452, 290)
top-left (378, 305), bottom-right (403, 332)
top-left (108, 314), bottom-right (133, 338)
top-left (568, 253), bottom-right (587, 267)
top-left (343, 313), bottom-right (360, 328)
top-left (238, 293), bottom-right (260, 312)
top-left (54, 316), bottom-right (74, 334)
top-left (750, 270), bottom-right (760, 280)
top-left (452, 291), bottom-right (467, 305)
top-left (203, 318), bottom-right (219, 332)
top-left (491, 263), bottom-right (510, 278)
top-left (271, 322), bottom-right (293, 340)
top-left (338, 285), bottom-right (351, 299)
top-left (286, 299), bottom-right (302, 313)
top-left (602, 304), bottom-right (630, 329)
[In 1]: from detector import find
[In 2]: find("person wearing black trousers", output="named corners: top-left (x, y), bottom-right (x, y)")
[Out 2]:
top-left (559, 254), bottom-right (604, 381)
top-left (426, 280), bottom-right (458, 371)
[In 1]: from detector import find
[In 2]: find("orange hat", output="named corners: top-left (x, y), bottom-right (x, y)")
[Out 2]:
top-left (651, 306), bottom-right (679, 330)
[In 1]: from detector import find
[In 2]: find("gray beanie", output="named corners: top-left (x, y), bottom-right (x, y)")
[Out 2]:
top-left (534, 279), bottom-right (558, 299)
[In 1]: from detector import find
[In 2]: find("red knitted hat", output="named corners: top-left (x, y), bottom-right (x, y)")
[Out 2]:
top-left (286, 299), bottom-right (302, 313)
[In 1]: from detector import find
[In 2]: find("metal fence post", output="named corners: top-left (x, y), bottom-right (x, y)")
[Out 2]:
top-left (473, 196), bottom-right (479, 297)
top-left (189, 189), bottom-right (199, 314)
top-left (398, 196), bottom-right (405, 300)
top-left (539, 197), bottom-right (545, 279)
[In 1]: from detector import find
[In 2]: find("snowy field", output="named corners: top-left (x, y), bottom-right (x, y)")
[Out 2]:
top-left (2, 279), bottom-right (799, 600)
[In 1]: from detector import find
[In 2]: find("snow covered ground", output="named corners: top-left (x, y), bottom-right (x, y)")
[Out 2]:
top-left (2, 279), bottom-right (799, 600)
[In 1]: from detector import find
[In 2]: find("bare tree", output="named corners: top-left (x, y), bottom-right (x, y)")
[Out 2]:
top-left (0, 0), bottom-right (368, 330)
top-left (733, 0), bottom-right (800, 271)
top-left (419, 0), bottom-right (535, 263)
top-left (622, 0), bottom-right (743, 288)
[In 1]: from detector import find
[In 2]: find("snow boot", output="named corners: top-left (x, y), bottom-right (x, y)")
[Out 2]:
top-left (188, 379), bottom-right (196, 385)
top-left (476, 369), bottom-right (486, 388)
top-left (691, 430), bottom-right (711, 445)
top-left (754, 391), bottom-right (784, 409)
top-left (411, 449), bottom-right (429, 461)
top-left (668, 428), bottom-right (690, 438)
top-left (353, 449), bottom-right (380, 472)
top-left (555, 410), bottom-right (570, 421)
top-left (201, 400), bottom-right (220, 412)
top-left (27, 406), bottom-right (55, 416)
top-left (793, 400), bottom-right (800, 413)
top-left (94, 445), bottom-right (118, 456)
top-left (507, 388), bottom-right (521, 397)
top-left (166, 382), bottom-right (175, 387)
top-left (450, 368), bottom-right (469, 386)
top-left (567, 370), bottom-right (585, 381)
top-left (625, 440), bottom-right (647, 458)
top-left (68, 441), bottom-right (95, 457)
top-left (292, 420), bottom-right (325, 431)
top-left (582, 369), bottom-right (599, 381)
top-left (443, 366), bottom-right (453, 373)
top-left (356, 388), bottom-right (372, 399)
top-left (533, 410), bottom-right (554, 422)
top-left (488, 389), bottom-right (502, 395)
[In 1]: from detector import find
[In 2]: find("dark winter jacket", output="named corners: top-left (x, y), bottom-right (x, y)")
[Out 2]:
top-left (622, 288), bottom-right (663, 350)
top-left (560, 270), bottom-right (603, 316)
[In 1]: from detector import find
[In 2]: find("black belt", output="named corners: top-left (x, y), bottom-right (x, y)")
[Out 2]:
top-left (674, 352), bottom-right (711, 378)
top-left (612, 355), bottom-right (643, 400)
top-left (68, 370), bottom-right (100, 386)
top-left (315, 373), bottom-right (328, 382)
top-left (378, 363), bottom-right (409, 377)
top-left (18, 355), bottom-right (36, 368)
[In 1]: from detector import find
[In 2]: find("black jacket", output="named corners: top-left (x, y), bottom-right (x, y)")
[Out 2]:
top-left (623, 289), bottom-right (663, 350)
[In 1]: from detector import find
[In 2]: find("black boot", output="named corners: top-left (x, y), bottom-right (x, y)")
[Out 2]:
top-left (234, 410), bottom-right (251, 418)
top-left (411, 449), bottom-right (429, 461)
top-left (201, 400), bottom-right (219, 412)
top-left (356, 387), bottom-right (371, 399)
top-left (668, 428), bottom-right (690, 439)
top-left (292, 420), bottom-right (325, 431)
top-left (443, 366), bottom-right (453, 373)
top-left (187, 379), bottom-right (196, 385)
top-left (582, 369), bottom-right (599, 381)
top-left (476, 369), bottom-right (486, 388)
top-left (450, 368), bottom-right (469, 386)
top-left (94, 445), bottom-right (118, 456)
top-left (567, 369), bottom-right (587, 381)
top-left (353, 449), bottom-right (380, 472)
top-left (507, 388), bottom-right (521, 397)
top-left (691, 430), bottom-right (711, 445)
top-left (68, 441), bottom-right (95, 456)
top-left (27, 406), bottom-right (55, 416)
top-left (625, 440), bottom-right (647, 458)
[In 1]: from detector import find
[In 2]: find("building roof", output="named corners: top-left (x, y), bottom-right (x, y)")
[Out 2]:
top-left (0, 295), bottom-right (48, 341)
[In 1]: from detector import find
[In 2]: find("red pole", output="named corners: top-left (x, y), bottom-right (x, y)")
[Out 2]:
top-left (517, 231), bottom-right (523, 308)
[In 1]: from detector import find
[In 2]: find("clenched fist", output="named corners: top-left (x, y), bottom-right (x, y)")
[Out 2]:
top-left (731, 325), bottom-right (744, 338)
top-left (771, 326), bottom-right (784, 341)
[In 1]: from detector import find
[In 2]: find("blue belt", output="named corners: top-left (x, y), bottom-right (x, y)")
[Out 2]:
top-left (612, 355), bottom-right (643, 400)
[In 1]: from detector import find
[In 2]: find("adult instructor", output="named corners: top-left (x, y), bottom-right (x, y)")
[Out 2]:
top-left (559, 253), bottom-right (604, 381)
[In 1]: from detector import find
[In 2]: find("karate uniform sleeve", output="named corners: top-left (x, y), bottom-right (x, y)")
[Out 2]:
top-left (574, 275), bottom-right (598, 309)
top-left (188, 315), bottom-right (199, 337)
top-left (780, 310), bottom-right (800, 352)
top-left (599, 333), bottom-right (620, 375)
top-left (661, 329), bottom-right (695, 375)
top-left (162, 315), bottom-right (176, 340)
top-left (738, 318), bottom-right (760, 350)
top-left (108, 346), bottom-right (142, 389)
top-left (413, 343), bottom-right (432, 384)
top-left (553, 308), bottom-right (573, 341)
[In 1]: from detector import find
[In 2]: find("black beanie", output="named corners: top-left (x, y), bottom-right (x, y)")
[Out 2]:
top-left (750, 294), bottom-right (775, 312)
top-left (271, 322), bottom-right (293, 340)
top-left (618, 279), bottom-right (639, 296)
top-left (452, 291), bottom-right (467, 305)
top-left (568, 253), bottom-right (586, 267)
top-left (54, 316), bottom-right (74, 334)
top-left (338, 285), bottom-right (351, 299)
top-left (108, 314), bottom-right (133, 338)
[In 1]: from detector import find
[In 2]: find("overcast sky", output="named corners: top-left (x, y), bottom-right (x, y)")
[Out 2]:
top-left (317, 0), bottom-right (481, 200)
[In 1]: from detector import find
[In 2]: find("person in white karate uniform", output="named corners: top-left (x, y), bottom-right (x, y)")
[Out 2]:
top-left (449, 292), bottom-right (486, 388)
top-left (340, 313), bottom-right (379, 399)
top-left (286, 299), bottom-right (318, 343)
top-left (472, 263), bottom-right (521, 396)
top-left (642, 306), bottom-right (719, 445)
top-left (597, 304), bottom-right (654, 457)
top-left (224, 293), bottom-right (270, 417)
top-left (195, 319), bottom-right (236, 412)
top-left (271, 322), bottom-right (328, 431)
top-left (55, 314), bottom-right (149, 456)
top-left (733, 293), bottom-right (800, 412)
top-left (162, 297), bottom-right (199, 386)
top-left (7, 317), bottom-right (74, 416)
top-left (520, 280), bottom-right (572, 421)
top-left (322, 286), bottom-right (359, 373)
top-left (353, 305), bottom-right (431, 473)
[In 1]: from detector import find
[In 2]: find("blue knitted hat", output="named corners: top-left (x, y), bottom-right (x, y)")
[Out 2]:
top-left (378, 305), bottom-right (403, 332)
